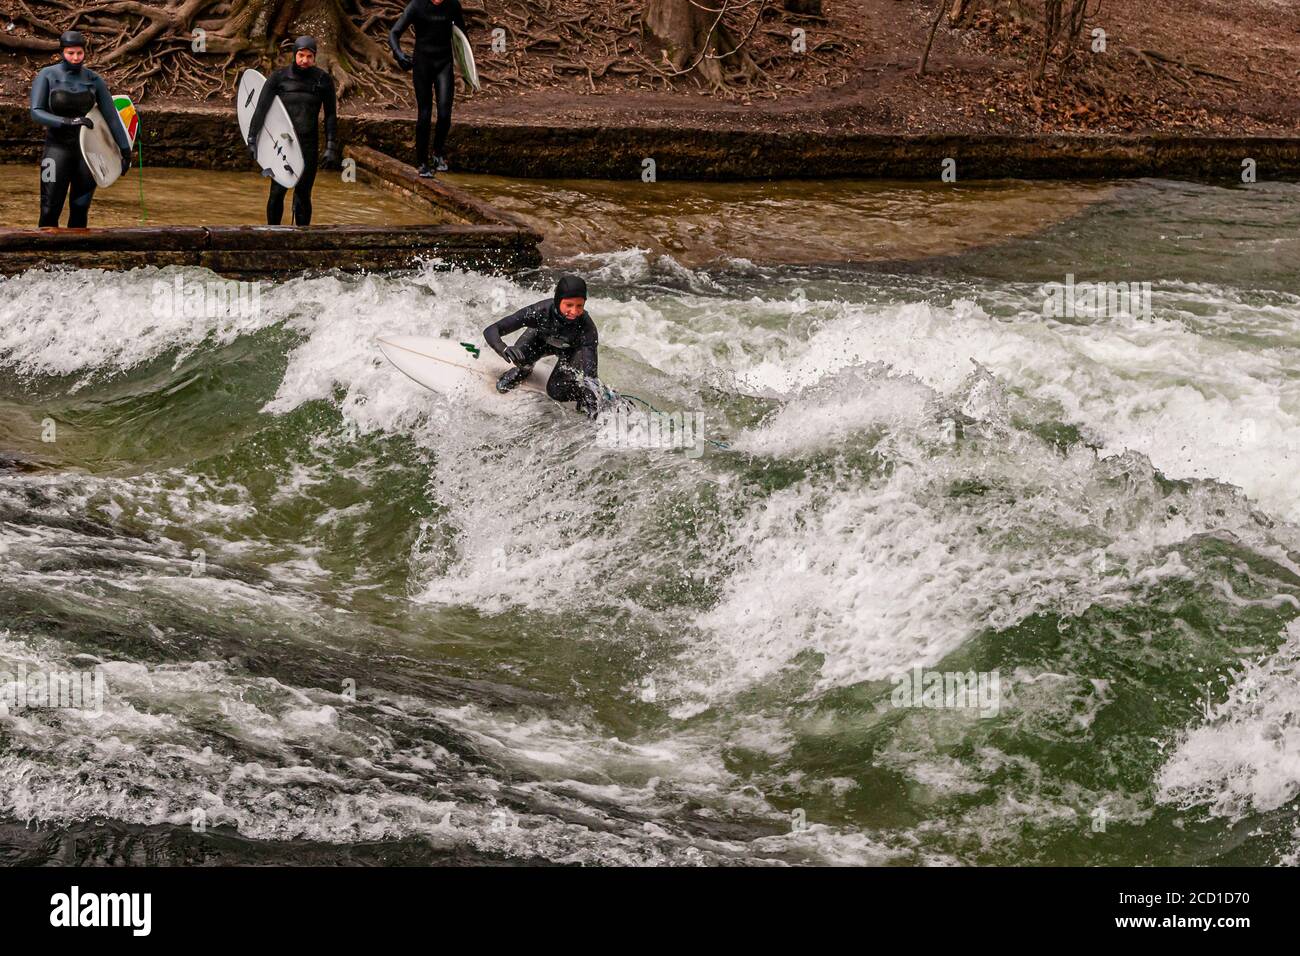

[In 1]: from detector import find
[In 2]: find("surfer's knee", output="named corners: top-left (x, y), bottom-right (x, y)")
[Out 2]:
top-left (546, 366), bottom-right (579, 402)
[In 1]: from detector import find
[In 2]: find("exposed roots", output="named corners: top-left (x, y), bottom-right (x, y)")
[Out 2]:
top-left (1, 0), bottom-right (837, 101)
top-left (2, 0), bottom-right (412, 101)
top-left (644, 0), bottom-right (767, 92)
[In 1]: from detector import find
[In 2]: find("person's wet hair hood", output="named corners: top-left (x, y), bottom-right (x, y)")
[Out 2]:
top-left (552, 275), bottom-right (587, 307)
top-left (292, 35), bottom-right (317, 74)
top-left (59, 31), bottom-right (85, 70)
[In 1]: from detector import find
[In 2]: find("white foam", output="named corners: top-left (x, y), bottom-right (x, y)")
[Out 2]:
top-left (0, 631), bottom-right (753, 863)
top-left (1157, 618), bottom-right (1300, 819)
top-left (0, 267), bottom-right (282, 383)
top-left (726, 292), bottom-right (1300, 520)
top-left (672, 388), bottom-right (1285, 705)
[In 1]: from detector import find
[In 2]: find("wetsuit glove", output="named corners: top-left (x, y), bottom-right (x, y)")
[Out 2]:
top-left (120, 149), bottom-right (132, 176)
top-left (65, 116), bottom-right (94, 129)
top-left (322, 143), bottom-right (340, 167)
top-left (502, 345), bottom-right (527, 366)
top-left (395, 52), bottom-right (414, 72)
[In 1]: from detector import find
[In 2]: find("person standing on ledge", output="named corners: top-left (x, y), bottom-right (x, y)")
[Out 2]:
top-left (29, 31), bottom-right (132, 228)
top-left (246, 36), bottom-right (339, 226)
top-left (389, 0), bottom-right (467, 178)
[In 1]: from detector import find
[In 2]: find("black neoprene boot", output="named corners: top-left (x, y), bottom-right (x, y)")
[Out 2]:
top-left (496, 366), bottom-right (531, 393)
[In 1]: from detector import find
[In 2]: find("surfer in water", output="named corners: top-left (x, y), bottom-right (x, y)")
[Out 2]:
top-left (246, 36), bottom-right (339, 226)
top-left (29, 31), bottom-right (133, 228)
top-left (484, 276), bottom-right (601, 418)
top-left (389, 0), bottom-right (467, 177)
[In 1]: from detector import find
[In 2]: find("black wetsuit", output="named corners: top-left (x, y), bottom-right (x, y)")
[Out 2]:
top-left (484, 298), bottom-right (600, 415)
top-left (248, 63), bottom-right (338, 226)
top-left (389, 0), bottom-right (466, 165)
top-left (30, 61), bottom-right (130, 227)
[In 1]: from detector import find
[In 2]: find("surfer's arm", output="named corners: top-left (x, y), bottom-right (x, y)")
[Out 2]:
top-left (452, 0), bottom-right (467, 33)
top-left (483, 309), bottom-right (530, 358)
top-left (94, 76), bottom-right (132, 152)
top-left (574, 345), bottom-right (598, 380)
top-left (388, 3), bottom-right (417, 61)
top-left (576, 318), bottom-right (599, 378)
top-left (247, 72), bottom-right (280, 143)
top-left (321, 76), bottom-right (338, 151)
top-left (29, 71), bottom-right (63, 129)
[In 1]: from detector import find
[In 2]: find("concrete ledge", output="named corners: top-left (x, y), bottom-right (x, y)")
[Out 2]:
top-left (4, 98), bottom-right (1299, 181)
top-left (0, 223), bottom-right (542, 276)
top-left (0, 134), bottom-right (543, 277)
top-left (347, 143), bottom-right (538, 234)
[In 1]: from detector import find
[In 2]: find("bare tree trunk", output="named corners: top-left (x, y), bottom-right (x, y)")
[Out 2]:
top-left (948, 0), bottom-right (976, 25)
top-left (917, 0), bottom-right (947, 76)
top-left (645, 0), bottom-right (764, 90)
top-left (1035, 0), bottom-right (1092, 83)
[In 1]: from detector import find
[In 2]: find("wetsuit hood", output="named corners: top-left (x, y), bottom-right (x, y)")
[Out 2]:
top-left (549, 275), bottom-right (589, 326)
top-left (59, 31), bottom-right (86, 72)
top-left (552, 275), bottom-right (588, 307)
top-left (292, 35), bottom-right (317, 75)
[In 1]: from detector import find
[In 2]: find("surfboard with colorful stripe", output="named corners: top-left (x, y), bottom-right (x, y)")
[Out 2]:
top-left (114, 96), bottom-right (139, 145)
top-left (80, 93), bottom-right (138, 189)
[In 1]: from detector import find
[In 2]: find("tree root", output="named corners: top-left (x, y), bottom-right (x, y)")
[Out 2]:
top-left (1135, 47), bottom-right (1240, 85)
top-left (5, 0), bottom-right (851, 102)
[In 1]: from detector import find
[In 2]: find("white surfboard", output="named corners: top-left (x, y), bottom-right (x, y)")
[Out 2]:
top-left (236, 69), bottom-right (306, 188)
top-left (378, 335), bottom-right (556, 414)
top-left (452, 26), bottom-right (480, 91)
top-left (80, 95), bottom-right (137, 189)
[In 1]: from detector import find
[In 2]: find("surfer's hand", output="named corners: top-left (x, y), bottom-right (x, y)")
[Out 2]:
top-left (65, 116), bottom-right (93, 129)
top-left (322, 145), bottom-right (340, 168)
top-left (502, 345), bottom-right (526, 366)
top-left (120, 150), bottom-right (132, 176)
top-left (246, 135), bottom-right (259, 160)
top-left (395, 52), bottom-right (414, 72)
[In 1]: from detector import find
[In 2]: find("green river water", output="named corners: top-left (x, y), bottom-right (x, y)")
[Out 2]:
top-left (0, 174), bottom-right (1297, 865)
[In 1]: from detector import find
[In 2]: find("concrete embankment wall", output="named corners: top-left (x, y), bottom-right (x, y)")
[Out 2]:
top-left (0, 143), bottom-right (542, 277)
top-left (4, 99), bottom-right (1299, 182)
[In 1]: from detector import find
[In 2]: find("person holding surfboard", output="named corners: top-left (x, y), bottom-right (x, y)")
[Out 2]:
top-left (389, 0), bottom-right (470, 178)
top-left (245, 36), bottom-right (339, 226)
top-left (29, 31), bottom-right (133, 227)
top-left (483, 276), bottom-right (601, 418)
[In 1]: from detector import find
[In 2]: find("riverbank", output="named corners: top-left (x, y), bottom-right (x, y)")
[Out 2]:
top-left (0, 0), bottom-right (1294, 157)
top-left (4, 99), bottom-right (1299, 182)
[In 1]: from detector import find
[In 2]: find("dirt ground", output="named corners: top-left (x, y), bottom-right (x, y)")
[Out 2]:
top-left (2, 0), bottom-right (1297, 136)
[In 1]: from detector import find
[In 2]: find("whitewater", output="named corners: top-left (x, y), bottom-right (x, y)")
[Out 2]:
top-left (1, 176), bottom-right (1297, 865)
